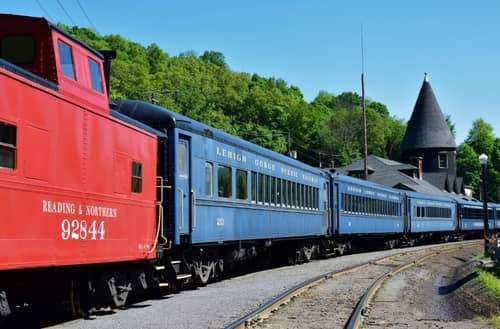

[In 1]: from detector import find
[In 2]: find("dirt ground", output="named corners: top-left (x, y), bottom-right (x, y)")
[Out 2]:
top-left (364, 244), bottom-right (500, 329)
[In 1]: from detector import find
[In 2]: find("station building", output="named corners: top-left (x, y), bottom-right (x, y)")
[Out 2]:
top-left (336, 74), bottom-right (467, 197)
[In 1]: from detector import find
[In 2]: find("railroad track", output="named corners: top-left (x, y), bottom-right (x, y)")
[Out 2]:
top-left (224, 240), bottom-right (480, 329)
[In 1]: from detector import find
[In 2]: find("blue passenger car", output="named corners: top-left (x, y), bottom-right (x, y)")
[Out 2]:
top-left (455, 198), bottom-right (495, 232)
top-left (331, 174), bottom-right (404, 235)
top-left (405, 192), bottom-right (456, 233)
top-left (114, 100), bottom-right (330, 246)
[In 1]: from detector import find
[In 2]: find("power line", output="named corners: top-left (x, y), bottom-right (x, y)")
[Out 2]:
top-left (76, 0), bottom-right (98, 32)
top-left (56, 0), bottom-right (77, 25)
top-left (35, 0), bottom-right (55, 22)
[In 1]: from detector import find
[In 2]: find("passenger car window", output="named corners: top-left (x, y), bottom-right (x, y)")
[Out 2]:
top-left (205, 162), bottom-right (213, 197)
top-left (178, 142), bottom-right (187, 177)
top-left (218, 165), bottom-right (232, 198)
top-left (236, 169), bottom-right (247, 200)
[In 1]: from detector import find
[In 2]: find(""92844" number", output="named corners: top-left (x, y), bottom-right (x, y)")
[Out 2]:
top-left (61, 219), bottom-right (105, 240)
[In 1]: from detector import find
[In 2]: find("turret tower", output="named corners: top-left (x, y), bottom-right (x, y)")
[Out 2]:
top-left (400, 73), bottom-right (457, 177)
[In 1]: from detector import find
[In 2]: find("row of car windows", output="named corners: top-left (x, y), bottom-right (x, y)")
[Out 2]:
top-left (415, 206), bottom-right (452, 218)
top-left (462, 207), bottom-right (495, 219)
top-left (341, 193), bottom-right (401, 216)
top-left (204, 162), bottom-right (320, 210)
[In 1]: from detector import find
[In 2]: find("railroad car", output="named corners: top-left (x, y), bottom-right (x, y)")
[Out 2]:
top-left (404, 191), bottom-right (457, 243)
top-left (113, 99), bottom-right (331, 282)
top-left (330, 174), bottom-right (404, 250)
top-left (0, 14), bottom-right (158, 317)
top-left (455, 198), bottom-right (495, 235)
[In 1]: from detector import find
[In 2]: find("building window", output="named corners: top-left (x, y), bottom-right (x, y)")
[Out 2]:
top-left (204, 162), bottom-right (213, 197)
top-left (58, 40), bottom-right (76, 79)
top-left (131, 161), bottom-right (142, 193)
top-left (88, 58), bottom-right (104, 93)
top-left (438, 153), bottom-right (448, 169)
top-left (236, 169), bottom-right (247, 200)
top-left (0, 122), bottom-right (16, 169)
top-left (218, 165), bottom-right (232, 198)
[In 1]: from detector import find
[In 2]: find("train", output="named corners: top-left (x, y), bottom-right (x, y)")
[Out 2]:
top-left (0, 13), bottom-right (498, 320)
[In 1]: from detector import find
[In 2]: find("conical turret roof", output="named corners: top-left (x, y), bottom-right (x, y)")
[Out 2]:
top-left (400, 74), bottom-right (456, 153)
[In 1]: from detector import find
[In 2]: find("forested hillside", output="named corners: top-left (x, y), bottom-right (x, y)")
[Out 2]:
top-left (61, 24), bottom-right (406, 168)
top-left (60, 24), bottom-right (499, 201)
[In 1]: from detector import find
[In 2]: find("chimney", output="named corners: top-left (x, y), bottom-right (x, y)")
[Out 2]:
top-left (409, 156), bottom-right (423, 179)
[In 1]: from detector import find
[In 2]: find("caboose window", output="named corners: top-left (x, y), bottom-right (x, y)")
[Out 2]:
top-left (236, 169), bottom-right (247, 200)
top-left (0, 122), bottom-right (16, 169)
top-left (88, 58), bottom-right (104, 93)
top-left (0, 35), bottom-right (35, 64)
top-left (58, 40), bottom-right (76, 79)
top-left (131, 161), bottom-right (142, 193)
top-left (218, 165), bottom-right (232, 198)
top-left (204, 162), bottom-right (213, 197)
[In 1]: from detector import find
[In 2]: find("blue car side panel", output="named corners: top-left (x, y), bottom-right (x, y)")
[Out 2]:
top-left (175, 129), bottom-right (329, 244)
top-left (334, 175), bottom-right (404, 235)
top-left (406, 192), bottom-right (456, 233)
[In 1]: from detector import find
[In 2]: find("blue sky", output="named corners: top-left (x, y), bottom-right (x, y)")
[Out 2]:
top-left (2, 1), bottom-right (499, 144)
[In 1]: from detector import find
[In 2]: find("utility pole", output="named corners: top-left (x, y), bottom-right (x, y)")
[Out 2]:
top-left (361, 24), bottom-right (368, 180)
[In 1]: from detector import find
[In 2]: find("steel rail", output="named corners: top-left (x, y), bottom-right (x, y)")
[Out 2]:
top-left (345, 241), bottom-right (478, 329)
top-left (224, 241), bottom-right (478, 329)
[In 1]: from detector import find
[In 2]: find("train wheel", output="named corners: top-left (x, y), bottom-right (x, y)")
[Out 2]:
top-left (194, 260), bottom-right (214, 285)
top-left (106, 276), bottom-right (131, 308)
top-left (301, 246), bottom-right (313, 262)
top-left (386, 239), bottom-right (396, 249)
top-left (0, 290), bottom-right (11, 325)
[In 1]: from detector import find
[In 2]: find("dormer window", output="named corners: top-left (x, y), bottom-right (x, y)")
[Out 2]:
top-left (438, 153), bottom-right (448, 169)
top-left (57, 40), bottom-right (76, 79)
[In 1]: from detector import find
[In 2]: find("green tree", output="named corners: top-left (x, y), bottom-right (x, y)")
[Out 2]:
top-left (456, 143), bottom-right (480, 187)
top-left (465, 119), bottom-right (495, 155)
top-left (444, 114), bottom-right (456, 139)
top-left (200, 51), bottom-right (228, 68)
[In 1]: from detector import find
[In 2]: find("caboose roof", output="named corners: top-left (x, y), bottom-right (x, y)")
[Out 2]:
top-left (0, 14), bottom-right (103, 60)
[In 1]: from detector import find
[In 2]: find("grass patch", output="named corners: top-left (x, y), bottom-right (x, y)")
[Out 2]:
top-left (478, 266), bottom-right (500, 298)
top-left (477, 265), bottom-right (500, 328)
top-left (479, 252), bottom-right (492, 260)
top-left (487, 314), bottom-right (500, 328)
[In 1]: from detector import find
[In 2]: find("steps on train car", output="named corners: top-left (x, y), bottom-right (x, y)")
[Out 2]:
top-left (153, 258), bottom-right (192, 289)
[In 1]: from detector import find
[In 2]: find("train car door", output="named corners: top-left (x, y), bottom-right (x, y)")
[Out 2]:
top-left (331, 182), bottom-right (339, 235)
top-left (403, 195), bottom-right (411, 234)
top-left (176, 136), bottom-right (191, 240)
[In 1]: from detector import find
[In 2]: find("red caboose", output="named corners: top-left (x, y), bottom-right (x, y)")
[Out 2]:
top-left (0, 14), bottom-right (158, 315)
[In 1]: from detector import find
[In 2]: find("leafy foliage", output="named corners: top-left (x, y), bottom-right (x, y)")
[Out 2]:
top-left (60, 24), bottom-right (406, 168)
top-left (458, 119), bottom-right (500, 201)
